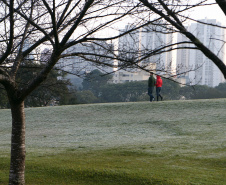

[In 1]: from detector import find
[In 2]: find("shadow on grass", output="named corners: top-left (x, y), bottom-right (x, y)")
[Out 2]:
top-left (26, 166), bottom-right (174, 185)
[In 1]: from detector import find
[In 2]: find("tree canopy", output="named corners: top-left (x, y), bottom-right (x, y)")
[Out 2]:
top-left (82, 69), bottom-right (113, 96)
top-left (1, 1), bottom-right (226, 184)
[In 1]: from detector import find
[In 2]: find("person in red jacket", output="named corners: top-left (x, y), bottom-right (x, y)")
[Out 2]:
top-left (155, 75), bottom-right (163, 101)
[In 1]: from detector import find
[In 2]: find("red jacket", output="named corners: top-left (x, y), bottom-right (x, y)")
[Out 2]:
top-left (155, 75), bottom-right (163, 87)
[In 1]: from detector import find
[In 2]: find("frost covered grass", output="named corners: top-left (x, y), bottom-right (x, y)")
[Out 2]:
top-left (0, 99), bottom-right (226, 184)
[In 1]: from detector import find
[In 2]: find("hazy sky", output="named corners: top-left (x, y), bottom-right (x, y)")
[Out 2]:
top-left (190, 1), bottom-right (226, 24)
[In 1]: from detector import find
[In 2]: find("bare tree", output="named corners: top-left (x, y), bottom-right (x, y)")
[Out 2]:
top-left (137, 0), bottom-right (226, 79)
top-left (1, 0), bottom-right (226, 184)
top-left (216, 0), bottom-right (226, 15)
top-left (0, 0), bottom-right (150, 184)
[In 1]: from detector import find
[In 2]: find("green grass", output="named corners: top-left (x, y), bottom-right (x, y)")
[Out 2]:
top-left (0, 99), bottom-right (226, 184)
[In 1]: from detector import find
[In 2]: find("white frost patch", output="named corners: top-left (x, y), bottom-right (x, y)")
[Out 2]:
top-left (0, 100), bottom-right (225, 159)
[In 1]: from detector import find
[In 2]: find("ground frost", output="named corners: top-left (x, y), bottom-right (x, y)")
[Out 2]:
top-left (0, 99), bottom-right (225, 159)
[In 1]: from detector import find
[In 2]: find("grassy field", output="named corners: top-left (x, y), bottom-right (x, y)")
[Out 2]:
top-left (0, 99), bottom-right (226, 184)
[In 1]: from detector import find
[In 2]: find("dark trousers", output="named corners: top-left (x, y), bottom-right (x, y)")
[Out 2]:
top-left (148, 87), bottom-right (154, 102)
top-left (156, 87), bottom-right (163, 101)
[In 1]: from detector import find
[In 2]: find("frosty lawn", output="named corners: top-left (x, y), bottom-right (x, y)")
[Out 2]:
top-left (0, 99), bottom-right (226, 184)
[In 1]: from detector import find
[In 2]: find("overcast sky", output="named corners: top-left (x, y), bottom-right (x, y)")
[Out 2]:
top-left (190, 1), bottom-right (226, 24)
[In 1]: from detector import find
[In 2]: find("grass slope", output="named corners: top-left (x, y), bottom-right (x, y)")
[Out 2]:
top-left (0, 99), bottom-right (226, 184)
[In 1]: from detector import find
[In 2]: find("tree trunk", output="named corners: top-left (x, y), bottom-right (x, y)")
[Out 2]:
top-left (9, 101), bottom-right (26, 185)
top-left (216, 0), bottom-right (226, 16)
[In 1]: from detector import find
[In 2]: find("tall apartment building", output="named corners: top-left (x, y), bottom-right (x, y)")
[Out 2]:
top-left (41, 41), bottom-right (114, 88)
top-left (117, 25), bottom-right (140, 71)
top-left (176, 28), bottom-right (190, 76)
top-left (114, 24), bottom-right (174, 83)
top-left (177, 19), bottom-right (225, 87)
top-left (140, 25), bottom-right (174, 73)
top-left (114, 25), bottom-right (148, 83)
top-left (40, 20), bottom-right (225, 87)
top-left (54, 41), bottom-right (114, 75)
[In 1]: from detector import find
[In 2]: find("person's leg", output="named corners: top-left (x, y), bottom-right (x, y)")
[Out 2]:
top-left (156, 87), bottom-right (160, 101)
top-left (158, 87), bottom-right (163, 100)
top-left (148, 87), bottom-right (154, 102)
top-left (150, 87), bottom-right (154, 101)
top-left (148, 87), bottom-right (151, 101)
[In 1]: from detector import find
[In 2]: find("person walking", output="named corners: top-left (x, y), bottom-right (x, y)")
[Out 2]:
top-left (155, 75), bottom-right (163, 101)
top-left (148, 73), bottom-right (156, 102)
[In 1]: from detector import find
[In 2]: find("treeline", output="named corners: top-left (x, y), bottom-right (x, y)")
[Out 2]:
top-left (74, 69), bottom-right (226, 104)
top-left (1, 69), bottom-right (226, 108)
top-left (77, 76), bottom-right (226, 104)
top-left (0, 61), bottom-right (72, 108)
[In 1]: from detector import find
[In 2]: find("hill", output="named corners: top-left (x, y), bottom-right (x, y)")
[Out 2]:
top-left (0, 99), bottom-right (226, 184)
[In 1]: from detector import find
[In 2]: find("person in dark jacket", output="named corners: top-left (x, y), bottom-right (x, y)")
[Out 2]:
top-left (148, 73), bottom-right (156, 102)
top-left (155, 75), bottom-right (163, 101)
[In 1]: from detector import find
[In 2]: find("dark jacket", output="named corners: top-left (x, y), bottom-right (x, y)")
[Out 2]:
top-left (148, 75), bottom-right (156, 87)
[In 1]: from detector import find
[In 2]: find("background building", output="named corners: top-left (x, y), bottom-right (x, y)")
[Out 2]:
top-left (41, 41), bottom-right (114, 88)
top-left (56, 42), bottom-right (114, 75)
top-left (140, 25), bottom-right (174, 74)
top-left (114, 24), bottom-right (174, 83)
top-left (177, 19), bottom-right (226, 87)
top-left (42, 19), bottom-right (226, 87)
top-left (117, 20), bottom-right (226, 87)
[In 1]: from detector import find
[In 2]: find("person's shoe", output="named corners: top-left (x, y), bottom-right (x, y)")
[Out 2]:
top-left (161, 96), bottom-right (163, 101)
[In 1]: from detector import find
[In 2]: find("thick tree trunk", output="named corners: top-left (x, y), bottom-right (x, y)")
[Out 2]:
top-left (216, 0), bottom-right (226, 16)
top-left (9, 101), bottom-right (26, 185)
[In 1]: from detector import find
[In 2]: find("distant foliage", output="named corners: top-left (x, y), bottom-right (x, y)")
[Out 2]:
top-left (76, 90), bottom-right (99, 104)
top-left (77, 75), bottom-right (181, 103)
top-left (82, 69), bottom-right (113, 97)
top-left (2, 75), bottom-right (225, 108)
top-left (0, 61), bottom-right (72, 108)
top-left (75, 78), bottom-right (226, 104)
top-left (100, 81), bottom-right (148, 102)
top-left (180, 83), bottom-right (226, 100)
top-left (23, 66), bottom-right (72, 107)
top-left (215, 82), bottom-right (226, 92)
